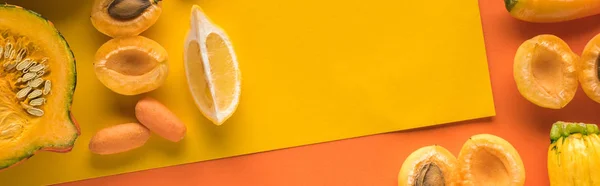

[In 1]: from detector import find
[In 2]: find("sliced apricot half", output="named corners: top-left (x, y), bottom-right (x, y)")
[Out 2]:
top-left (455, 134), bottom-right (525, 186)
top-left (578, 33), bottom-right (600, 103)
top-left (513, 34), bottom-right (579, 109)
top-left (398, 145), bottom-right (457, 186)
top-left (94, 36), bottom-right (169, 95)
top-left (91, 0), bottom-right (162, 37)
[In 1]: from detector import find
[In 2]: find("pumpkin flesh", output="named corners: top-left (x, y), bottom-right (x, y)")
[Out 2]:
top-left (0, 5), bottom-right (78, 169)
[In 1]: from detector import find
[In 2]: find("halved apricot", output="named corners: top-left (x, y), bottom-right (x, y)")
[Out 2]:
top-left (94, 36), bottom-right (169, 95)
top-left (91, 0), bottom-right (162, 37)
top-left (513, 34), bottom-right (579, 109)
top-left (579, 33), bottom-right (600, 103)
top-left (398, 145), bottom-right (457, 186)
top-left (455, 134), bottom-right (525, 186)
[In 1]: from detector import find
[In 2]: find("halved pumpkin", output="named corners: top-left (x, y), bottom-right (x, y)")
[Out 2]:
top-left (455, 134), bottom-right (525, 186)
top-left (0, 5), bottom-right (79, 169)
top-left (579, 33), bottom-right (600, 103)
top-left (513, 34), bottom-right (579, 109)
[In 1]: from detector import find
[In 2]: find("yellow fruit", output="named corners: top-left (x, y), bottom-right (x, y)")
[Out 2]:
top-left (88, 123), bottom-right (150, 155)
top-left (586, 134), bottom-right (600, 184)
top-left (94, 36), bottom-right (169, 95)
top-left (547, 137), bottom-right (564, 185)
top-left (513, 35), bottom-right (579, 109)
top-left (398, 145), bottom-right (457, 186)
top-left (578, 33), bottom-right (600, 103)
top-left (135, 96), bottom-right (187, 142)
top-left (455, 134), bottom-right (525, 186)
top-left (91, 0), bottom-right (163, 37)
top-left (183, 5), bottom-right (241, 125)
top-left (504, 0), bottom-right (600, 23)
top-left (548, 121), bottom-right (600, 186)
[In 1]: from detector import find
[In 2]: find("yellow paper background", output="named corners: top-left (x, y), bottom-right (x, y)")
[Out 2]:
top-left (0, 0), bottom-right (494, 185)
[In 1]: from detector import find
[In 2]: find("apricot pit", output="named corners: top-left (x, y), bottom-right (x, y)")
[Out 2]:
top-left (513, 34), bottom-right (579, 109)
top-left (91, 0), bottom-right (162, 37)
top-left (94, 36), bottom-right (168, 95)
top-left (398, 145), bottom-right (456, 186)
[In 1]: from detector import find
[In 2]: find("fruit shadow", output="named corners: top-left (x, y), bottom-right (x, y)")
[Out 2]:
top-left (188, 100), bottom-right (233, 150)
top-left (394, 116), bottom-right (494, 134)
top-left (172, 76), bottom-right (233, 150)
top-left (509, 13), bottom-right (600, 43)
top-left (3, 0), bottom-right (88, 22)
top-left (105, 93), bottom-right (140, 121)
top-left (520, 86), bottom-right (600, 136)
top-left (89, 145), bottom-right (150, 169)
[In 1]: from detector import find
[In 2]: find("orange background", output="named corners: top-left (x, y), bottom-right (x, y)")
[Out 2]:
top-left (56, 0), bottom-right (600, 185)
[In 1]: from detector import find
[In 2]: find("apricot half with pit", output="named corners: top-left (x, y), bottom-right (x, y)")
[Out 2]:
top-left (398, 145), bottom-right (457, 186)
top-left (91, 0), bottom-right (162, 37)
top-left (579, 33), bottom-right (600, 104)
top-left (513, 34), bottom-right (579, 109)
top-left (454, 134), bottom-right (525, 186)
top-left (94, 36), bottom-right (168, 95)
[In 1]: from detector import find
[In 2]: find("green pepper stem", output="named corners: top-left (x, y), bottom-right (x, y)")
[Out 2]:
top-left (550, 121), bottom-right (599, 143)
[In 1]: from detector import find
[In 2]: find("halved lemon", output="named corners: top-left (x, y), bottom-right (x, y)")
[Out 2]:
top-left (184, 5), bottom-right (241, 125)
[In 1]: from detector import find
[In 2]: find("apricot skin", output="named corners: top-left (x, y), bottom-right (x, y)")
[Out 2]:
top-left (579, 33), bottom-right (600, 104)
top-left (398, 145), bottom-right (456, 186)
top-left (91, 0), bottom-right (162, 37)
top-left (513, 34), bottom-right (578, 109)
top-left (94, 36), bottom-right (169, 96)
top-left (455, 134), bottom-right (525, 186)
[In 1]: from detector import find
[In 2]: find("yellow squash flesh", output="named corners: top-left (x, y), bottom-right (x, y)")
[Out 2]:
top-left (0, 5), bottom-right (78, 169)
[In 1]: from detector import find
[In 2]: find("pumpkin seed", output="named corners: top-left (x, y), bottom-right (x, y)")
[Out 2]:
top-left (16, 48), bottom-right (26, 62)
top-left (43, 80), bottom-right (51, 95)
top-left (36, 70), bottom-right (45, 78)
top-left (8, 50), bottom-right (16, 60)
top-left (3, 62), bottom-right (15, 71)
top-left (29, 98), bottom-right (45, 106)
top-left (0, 123), bottom-right (22, 140)
top-left (28, 78), bottom-right (44, 88)
top-left (27, 89), bottom-right (42, 99)
top-left (15, 59), bottom-right (32, 71)
top-left (16, 86), bottom-right (31, 99)
top-left (0, 46), bottom-right (4, 60)
top-left (28, 63), bottom-right (45, 72)
top-left (4, 43), bottom-right (12, 59)
top-left (26, 107), bottom-right (44, 117)
top-left (23, 61), bottom-right (37, 73)
top-left (21, 72), bottom-right (36, 82)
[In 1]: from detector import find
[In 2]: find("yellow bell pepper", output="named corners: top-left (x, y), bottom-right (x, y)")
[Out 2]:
top-left (505, 0), bottom-right (600, 23)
